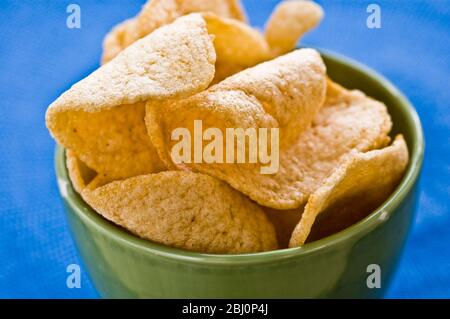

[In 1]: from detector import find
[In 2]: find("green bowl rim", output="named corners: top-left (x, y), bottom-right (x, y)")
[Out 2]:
top-left (55, 49), bottom-right (425, 266)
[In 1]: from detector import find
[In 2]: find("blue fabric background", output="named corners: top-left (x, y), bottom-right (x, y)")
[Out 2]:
top-left (0, 0), bottom-right (449, 298)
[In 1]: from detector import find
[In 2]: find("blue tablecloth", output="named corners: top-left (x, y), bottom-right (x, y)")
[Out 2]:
top-left (1, 0), bottom-right (449, 298)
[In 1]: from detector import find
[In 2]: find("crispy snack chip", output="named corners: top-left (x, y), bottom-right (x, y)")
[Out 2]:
top-left (137, 0), bottom-right (247, 37)
top-left (147, 48), bottom-right (326, 161)
top-left (148, 67), bottom-right (390, 209)
top-left (265, 0), bottom-right (324, 56)
top-left (65, 151), bottom-right (115, 193)
top-left (47, 14), bottom-right (216, 180)
top-left (103, 1), bottom-right (324, 82)
top-left (245, 80), bottom-right (392, 209)
top-left (205, 14), bottom-right (269, 65)
top-left (289, 135), bottom-right (409, 247)
top-left (102, 19), bottom-right (139, 65)
top-left (204, 14), bottom-right (271, 82)
top-left (102, 0), bottom-right (247, 64)
top-left (105, 12), bottom-right (271, 82)
top-left (65, 150), bottom-right (96, 194)
top-left (81, 171), bottom-right (278, 254)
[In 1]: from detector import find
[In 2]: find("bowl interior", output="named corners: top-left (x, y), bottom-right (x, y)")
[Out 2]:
top-left (56, 49), bottom-right (424, 264)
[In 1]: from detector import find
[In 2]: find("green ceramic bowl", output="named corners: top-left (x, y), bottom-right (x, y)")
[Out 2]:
top-left (55, 50), bottom-right (424, 298)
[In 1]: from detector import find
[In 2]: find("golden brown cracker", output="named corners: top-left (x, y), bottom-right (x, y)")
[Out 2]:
top-left (147, 48), bottom-right (327, 163)
top-left (101, 19), bottom-right (137, 65)
top-left (265, 0), bottom-right (324, 56)
top-left (47, 14), bottom-right (216, 180)
top-left (137, 0), bottom-right (248, 38)
top-left (56, 102), bottom-right (166, 180)
top-left (204, 13), bottom-right (271, 82)
top-left (250, 82), bottom-right (392, 209)
top-left (65, 150), bottom-right (97, 193)
top-left (148, 79), bottom-right (391, 209)
top-left (289, 135), bottom-right (409, 247)
top-left (82, 171), bottom-right (278, 254)
top-left (208, 48), bottom-right (326, 143)
top-left (102, 0), bottom-right (248, 63)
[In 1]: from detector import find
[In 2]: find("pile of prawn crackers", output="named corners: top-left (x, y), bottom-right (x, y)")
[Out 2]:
top-left (46, 0), bottom-right (409, 254)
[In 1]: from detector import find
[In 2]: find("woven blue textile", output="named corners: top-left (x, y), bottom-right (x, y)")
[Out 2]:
top-left (0, 0), bottom-right (449, 298)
